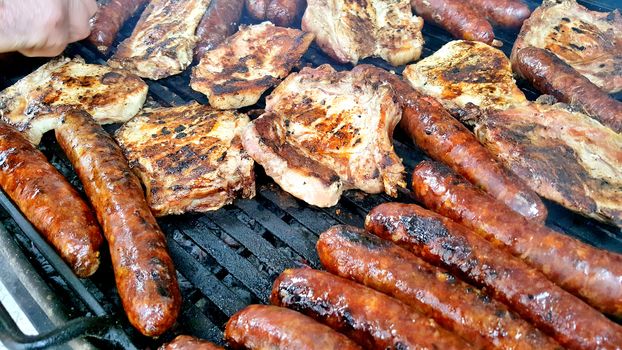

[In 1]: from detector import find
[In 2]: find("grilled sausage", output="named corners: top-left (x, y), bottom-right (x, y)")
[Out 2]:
top-left (194, 0), bottom-right (245, 60)
top-left (88, 0), bottom-right (149, 53)
top-left (0, 122), bottom-right (102, 278)
top-left (514, 47), bottom-right (622, 133)
top-left (225, 305), bottom-right (362, 350)
top-left (160, 335), bottom-right (224, 350)
top-left (245, 0), bottom-right (305, 27)
top-left (470, 0), bottom-right (530, 28)
top-left (410, 0), bottom-right (495, 44)
top-left (412, 160), bottom-right (622, 317)
top-left (271, 268), bottom-right (473, 350)
top-left (317, 225), bottom-right (563, 350)
top-left (366, 203), bottom-right (622, 350)
top-left (359, 65), bottom-right (547, 222)
top-left (55, 109), bottom-right (181, 337)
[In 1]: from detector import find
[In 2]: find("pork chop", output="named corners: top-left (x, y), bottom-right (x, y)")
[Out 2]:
top-left (0, 57), bottom-right (148, 144)
top-left (115, 102), bottom-right (255, 216)
top-left (241, 64), bottom-right (405, 207)
top-left (512, 0), bottom-right (622, 93)
top-left (108, 0), bottom-right (212, 80)
top-left (190, 22), bottom-right (314, 110)
top-left (302, 0), bottom-right (424, 66)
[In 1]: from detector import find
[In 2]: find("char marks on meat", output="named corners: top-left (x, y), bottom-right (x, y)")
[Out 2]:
top-left (115, 102), bottom-right (255, 216)
top-left (303, 0), bottom-right (424, 66)
top-left (242, 64), bottom-right (405, 207)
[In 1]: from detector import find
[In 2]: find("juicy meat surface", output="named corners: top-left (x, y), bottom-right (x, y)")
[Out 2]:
top-left (404, 40), bottom-right (527, 116)
top-left (108, 0), bottom-right (211, 80)
top-left (191, 22), bottom-right (313, 109)
top-left (476, 100), bottom-right (622, 227)
top-left (241, 64), bottom-right (405, 207)
top-left (115, 102), bottom-right (255, 216)
top-left (511, 0), bottom-right (622, 93)
top-left (302, 0), bottom-right (424, 66)
top-left (160, 335), bottom-right (223, 350)
top-left (0, 58), bottom-right (147, 144)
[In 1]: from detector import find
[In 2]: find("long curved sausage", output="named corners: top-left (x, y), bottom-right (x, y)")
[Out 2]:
top-left (514, 47), bottom-right (622, 133)
top-left (160, 335), bottom-right (224, 350)
top-left (245, 0), bottom-right (305, 27)
top-left (0, 122), bottom-right (102, 278)
top-left (410, 0), bottom-right (495, 44)
top-left (271, 268), bottom-right (473, 350)
top-left (225, 305), bottom-right (362, 350)
top-left (357, 65), bottom-right (547, 222)
top-left (317, 225), bottom-right (562, 350)
top-left (88, 0), bottom-right (149, 53)
top-left (55, 109), bottom-right (181, 337)
top-left (470, 0), bottom-right (531, 28)
top-left (194, 0), bottom-right (245, 60)
top-left (365, 203), bottom-right (622, 350)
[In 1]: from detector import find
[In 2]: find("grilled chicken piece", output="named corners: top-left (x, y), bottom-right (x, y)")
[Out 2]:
top-left (0, 57), bottom-right (147, 144)
top-left (191, 22), bottom-right (314, 110)
top-left (241, 64), bottom-right (405, 207)
top-left (404, 40), bottom-right (527, 117)
top-left (302, 0), bottom-right (424, 66)
top-left (108, 0), bottom-right (212, 80)
top-left (512, 0), bottom-right (622, 93)
top-left (115, 102), bottom-right (255, 216)
top-left (475, 98), bottom-right (622, 227)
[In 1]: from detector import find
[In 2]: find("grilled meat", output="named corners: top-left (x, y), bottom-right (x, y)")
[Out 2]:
top-left (115, 102), bottom-right (255, 216)
top-left (88, 0), bottom-right (149, 53)
top-left (245, 0), bottom-right (307, 27)
top-left (194, 0), bottom-right (245, 60)
top-left (241, 64), bottom-right (405, 207)
top-left (470, 0), bottom-right (530, 28)
top-left (191, 22), bottom-right (313, 109)
top-left (108, 0), bottom-right (212, 80)
top-left (511, 0), bottom-right (622, 93)
top-left (0, 57), bottom-right (147, 144)
top-left (160, 335), bottom-right (224, 350)
top-left (302, 0), bottom-right (424, 66)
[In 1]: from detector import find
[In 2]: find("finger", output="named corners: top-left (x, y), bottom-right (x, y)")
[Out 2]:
top-left (67, 0), bottom-right (95, 41)
top-left (83, 0), bottom-right (99, 18)
top-left (19, 44), bottom-right (67, 57)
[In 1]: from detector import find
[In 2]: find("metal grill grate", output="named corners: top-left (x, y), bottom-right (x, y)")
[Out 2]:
top-left (0, 0), bottom-right (621, 348)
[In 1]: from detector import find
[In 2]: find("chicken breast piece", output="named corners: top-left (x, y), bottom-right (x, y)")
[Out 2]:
top-left (0, 57), bottom-right (147, 144)
top-left (302, 0), bottom-right (424, 66)
top-left (108, 0), bottom-right (212, 80)
top-left (512, 0), bottom-right (622, 93)
top-left (115, 102), bottom-right (255, 216)
top-left (190, 22), bottom-right (314, 110)
top-left (242, 64), bottom-right (406, 207)
top-left (404, 40), bottom-right (527, 117)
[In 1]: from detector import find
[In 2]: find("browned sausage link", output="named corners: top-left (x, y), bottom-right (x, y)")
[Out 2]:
top-left (225, 305), bottom-right (362, 350)
top-left (469, 0), bottom-right (530, 28)
top-left (88, 0), bottom-right (149, 53)
top-left (55, 109), bottom-right (181, 337)
top-left (194, 0), bottom-right (245, 60)
top-left (359, 65), bottom-right (547, 221)
top-left (410, 0), bottom-right (494, 44)
top-left (160, 335), bottom-right (224, 350)
top-left (266, 0), bottom-right (306, 27)
top-left (317, 225), bottom-right (563, 350)
top-left (0, 123), bottom-right (102, 278)
top-left (365, 203), bottom-right (622, 350)
top-left (271, 268), bottom-right (473, 350)
top-left (514, 47), bottom-right (622, 133)
top-left (412, 160), bottom-right (622, 317)
top-left (245, 0), bottom-right (269, 20)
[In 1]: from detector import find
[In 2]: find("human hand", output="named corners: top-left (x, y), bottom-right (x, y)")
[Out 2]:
top-left (0, 0), bottom-right (98, 57)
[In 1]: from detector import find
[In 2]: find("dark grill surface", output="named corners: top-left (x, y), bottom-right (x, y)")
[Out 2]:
top-left (0, 0), bottom-right (621, 348)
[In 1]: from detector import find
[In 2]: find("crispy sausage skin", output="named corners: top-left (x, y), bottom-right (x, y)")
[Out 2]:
top-left (194, 0), bottom-right (245, 60)
top-left (0, 123), bottom-right (102, 278)
top-left (245, 0), bottom-right (305, 27)
top-left (366, 203), bottom-right (622, 350)
top-left (225, 305), bottom-right (362, 350)
top-left (410, 0), bottom-right (495, 44)
top-left (271, 268), bottom-right (473, 350)
top-left (470, 0), bottom-right (530, 28)
top-left (514, 47), bottom-right (622, 133)
top-left (160, 335), bottom-right (224, 350)
top-left (412, 160), bottom-right (622, 317)
top-left (55, 109), bottom-right (181, 337)
top-left (88, 0), bottom-right (149, 53)
top-left (317, 225), bottom-right (562, 350)
top-left (359, 65), bottom-right (547, 222)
